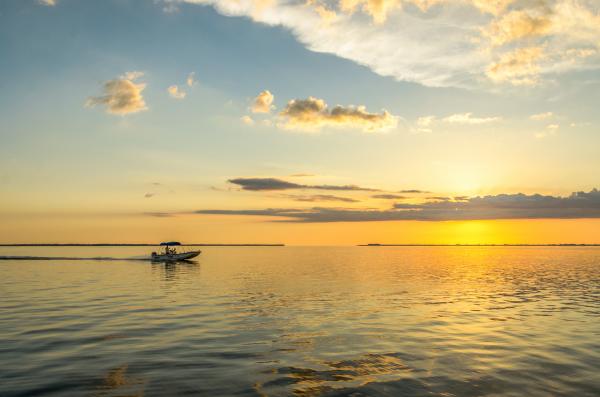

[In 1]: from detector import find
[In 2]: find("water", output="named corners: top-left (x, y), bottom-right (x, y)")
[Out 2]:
top-left (1, 246), bottom-right (599, 396)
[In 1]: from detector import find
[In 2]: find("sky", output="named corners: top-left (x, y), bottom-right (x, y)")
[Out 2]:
top-left (1, 0), bottom-right (599, 245)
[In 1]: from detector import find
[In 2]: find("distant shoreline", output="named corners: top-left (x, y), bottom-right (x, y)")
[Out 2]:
top-left (358, 244), bottom-right (600, 247)
top-left (0, 243), bottom-right (285, 247)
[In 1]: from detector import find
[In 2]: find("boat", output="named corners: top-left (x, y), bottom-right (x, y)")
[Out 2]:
top-left (151, 242), bottom-right (201, 262)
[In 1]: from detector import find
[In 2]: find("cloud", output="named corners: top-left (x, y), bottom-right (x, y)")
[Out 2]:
top-left (167, 85), bottom-right (186, 99)
top-left (373, 194), bottom-right (407, 199)
top-left (171, 0), bottom-right (600, 89)
top-left (86, 72), bottom-right (147, 115)
top-left (414, 116), bottom-right (435, 133)
top-left (399, 189), bottom-right (429, 193)
top-left (187, 72), bottom-right (197, 87)
top-left (336, 0), bottom-right (515, 24)
top-left (339, 0), bottom-right (401, 24)
top-left (144, 193), bottom-right (155, 198)
top-left (486, 46), bottom-right (546, 86)
top-left (313, 4), bottom-right (338, 24)
top-left (252, 90), bottom-right (274, 113)
top-left (144, 212), bottom-right (173, 217)
top-left (194, 189), bottom-right (600, 222)
top-left (38, 0), bottom-right (56, 5)
top-left (289, 173), bottom-right (315, 177)
top-left (483, 8), bottom-right (553, 47)
top-left (228, 177), bottom-right (379, 191)
top-left (535, 123), bottom-right (559, 138)
top-left (530, 111), bottom-right (554, 120)
top-left (229, 177), bottom-right (302, 191)
top-left (280, 97), bottom-right (398, 132)
top-left (570, 121), bottom-right (591, 127)
top-left (469, 0), bottom-right (515, 15)
top-left (282, 194), bottom-right (360, 203)
top-left (241, 115), bottom-right (255, 125)
top-left (442, 112), bottom-right (501, 124)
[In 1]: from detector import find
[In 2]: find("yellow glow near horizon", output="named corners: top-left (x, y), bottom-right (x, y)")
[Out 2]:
top-left (1, 214), bottom-right (599, 245)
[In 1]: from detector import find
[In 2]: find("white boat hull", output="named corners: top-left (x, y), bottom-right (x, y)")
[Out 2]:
top-left (151, 250), bottom-right (200, 261)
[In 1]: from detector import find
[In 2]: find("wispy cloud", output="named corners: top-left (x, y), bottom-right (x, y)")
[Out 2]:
top-left (281, 194), bottom-right (360, 203)
top-left (530, 111), bottom-right (554, 120)
top-left (372, 194), bottom-right (407, 200)
top-left (171, 0), bottom-right (600, 88)
top-left (144, 212), bottom-right (173, 217)
top-left (414, 116), bottom-right (435, 133)
top-left (186, 72), bottom-right (197, 87)
top-left (289, 173), bottom-right (315, 178)
top-left (241, 115), bottom-right (255, 125)
top-left (486, 46), bottom-right (546, 86)
top-left (482, 8), bottom-right (552, 47)
top-left (167, 85), bottom-right (186, 99)
top-left (194, 189), bottom-right (600, 222)
top-left (535, 123), bottom-right (560, 138)
top-left (398, 189), bottom-right (430, 194)
top-left (38, 0), bottom-right (56, 6)
top-left (228, 177), bottom-right (380, 192)
top-left (442, 112), bottom-right (501, 124)
top-left (86, 72), bottom-right (147, 115)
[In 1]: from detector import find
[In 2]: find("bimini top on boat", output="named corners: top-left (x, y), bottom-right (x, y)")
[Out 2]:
top-left (151, 242), bottom-right (201, 262)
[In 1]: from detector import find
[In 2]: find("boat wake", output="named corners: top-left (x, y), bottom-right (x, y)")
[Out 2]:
top-left (0, 256), bottom-right (150, 261)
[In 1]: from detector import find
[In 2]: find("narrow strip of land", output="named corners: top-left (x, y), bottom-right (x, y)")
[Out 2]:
top-left (358, 244), bottom-right (600, 246)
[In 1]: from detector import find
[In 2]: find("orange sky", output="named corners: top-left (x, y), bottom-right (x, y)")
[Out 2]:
top-left (3, 214), bottom-right (599, 245)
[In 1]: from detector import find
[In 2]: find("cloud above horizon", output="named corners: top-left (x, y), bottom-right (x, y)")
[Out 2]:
top-left (228, 177), bottom-right (380, 192)
top-left (86, 72), bottom-right (147, 115)
top-left (281, 194), bottom-right (360, 203)
top-left (186, 72), bottom-right (197, 87)
top-left (193, 189), bottom-right (600, 222)
top-left (167, 0), bottom-right (600, 88)
top-left (280, 97), bottom-right (398, 132)
top-left (442, 112), bottom-right (502, 124)
top-left (252, 90), bottom-right (274, 113)
top-left (168, 85), bottom-right (187, 99)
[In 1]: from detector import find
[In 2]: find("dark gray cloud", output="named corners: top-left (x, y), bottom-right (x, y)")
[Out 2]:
top-left (228, 177), bottom-right (379, 192)
top-left (427, 196), bottom-right (451, 201)
top-left (194, 189), bottom-right (600, 222)
top-left (399, 189), bottom-right (430, 194)
top-left (372, 194), bottom-right (407, 200)
top-left (229, 178), bottom-right (302, 191)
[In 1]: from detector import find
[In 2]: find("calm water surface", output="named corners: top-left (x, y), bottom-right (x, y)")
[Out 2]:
top-left (1, 246), bottom-right (599, 396)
